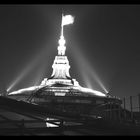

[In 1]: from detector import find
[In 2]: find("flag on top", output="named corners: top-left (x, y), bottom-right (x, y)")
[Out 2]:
top-left (61, 15), bottom-right (74, 26)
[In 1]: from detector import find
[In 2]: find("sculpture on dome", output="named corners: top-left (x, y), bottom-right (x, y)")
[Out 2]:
top-left (57, 14), bottom-right (74, 56)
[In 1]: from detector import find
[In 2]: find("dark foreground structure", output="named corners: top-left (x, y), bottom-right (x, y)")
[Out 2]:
top-left (0, 95), bottom-right (140, 135)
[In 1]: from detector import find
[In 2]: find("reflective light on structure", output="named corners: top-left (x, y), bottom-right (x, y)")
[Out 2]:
top-left (8, 14), bottom-right (107, 99)
top-left (45, 118), bottom-right (59, 127)
top-left (69, 41), bottom-right (109, 93)
top-left (80, 87), bottom-right (106, 97)
top-left (9, 86), bottom-right (40, 95)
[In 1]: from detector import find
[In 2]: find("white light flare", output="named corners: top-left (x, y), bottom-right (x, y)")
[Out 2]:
top-left (8, 86), bottom-right (40, 95)
top-left (58, 14), bottom-right (74, 56)
top-left (7, 64), bottom-right (35, 93)
top-left (7, 70), bottom-right (28, 92)
top-left (90, 70), bottom-right (109, 93)
top-left (7, 42), bottom-right (52, 92)
top-left (84, 70), bottom-right (109, 94)
top-left (69, 42), bottom-right (109, 94)
top-left (80, 87), bottom-right (106, 97)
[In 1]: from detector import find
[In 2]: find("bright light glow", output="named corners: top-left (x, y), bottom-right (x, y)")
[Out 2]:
top-left (7, 59), bottom-right (40, 92)
top-left (86, 70), bottom-right (109, 94)
top-left (58, 14), bottom-right (74, 56)
top-left (55, 92), bottom-right (66, 96)
top-left (8, 86), bottom-right (40, 95)
top-left (62, 15), bottom-right (74, 26)
top-left (58, 36), bottom-right (66, 56)
top-left (7, 14), bottom-right (108, 99)
top-left (69, 41), bottom-right (109, 94)
top-left (80, 87), bottom-right (106, 97)
top-left (7, 42), bottom-right (52, 92)
top-left (7, 70), bottom-right (28, 92)
top-left (45, 118), bottom-right (59, 127)
top-left (58, 36), bottom-right (66, 46)
top-left (51, 55), bottom-right (71, 79)
top-left (92, 75), bottom-right (109, 93)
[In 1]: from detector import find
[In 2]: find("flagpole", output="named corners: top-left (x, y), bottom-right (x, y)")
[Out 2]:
top-left (61, 13), bottom-right (64, 38)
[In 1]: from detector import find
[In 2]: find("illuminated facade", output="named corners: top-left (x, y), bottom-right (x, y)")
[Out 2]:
top-left (8, 14), bottom-right (107, 97)
top-left (38, 14), bottom-right (106, 97)
top-left (7, 14), bottom-right (122, 121)
top-left (40, 25), bottom-right (79, 87)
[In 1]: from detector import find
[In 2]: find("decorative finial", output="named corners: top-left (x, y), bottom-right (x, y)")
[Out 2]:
top-left (58, 14), bottom-right (74, 56)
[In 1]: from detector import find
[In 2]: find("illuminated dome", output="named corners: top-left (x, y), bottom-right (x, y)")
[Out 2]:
top-left (8, 14), bottom-right (107, 98)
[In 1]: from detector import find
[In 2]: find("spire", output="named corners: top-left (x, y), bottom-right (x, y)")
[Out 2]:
top-left (58, 13), bottom-right (66, 56)
top-left (61, 13), bottom-right (64, 37)
top-left (57, 14), bottom-right (74, 56)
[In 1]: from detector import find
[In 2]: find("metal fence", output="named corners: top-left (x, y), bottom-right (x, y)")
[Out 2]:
top-left (120, 94), bottom-right (140, 122)
top-left (92, 94), bottom-right (140, 123)
top-left (122, 95), bottom-right (140, 112)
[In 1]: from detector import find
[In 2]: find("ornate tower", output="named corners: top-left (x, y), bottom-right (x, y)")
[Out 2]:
top-left (40, 14), bottom-right (79, 87)
top-left (8, 14), bottom-right (107, 97)
top-left (51, 31), bottom-right (70, 79)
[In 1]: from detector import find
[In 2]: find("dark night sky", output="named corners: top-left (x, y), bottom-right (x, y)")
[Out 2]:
top-left (0, 5), bottom-right (140, 100)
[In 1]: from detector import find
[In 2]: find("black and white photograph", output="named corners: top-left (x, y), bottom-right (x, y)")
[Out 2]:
top-left (0, 4), bottom-right (140, 135)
